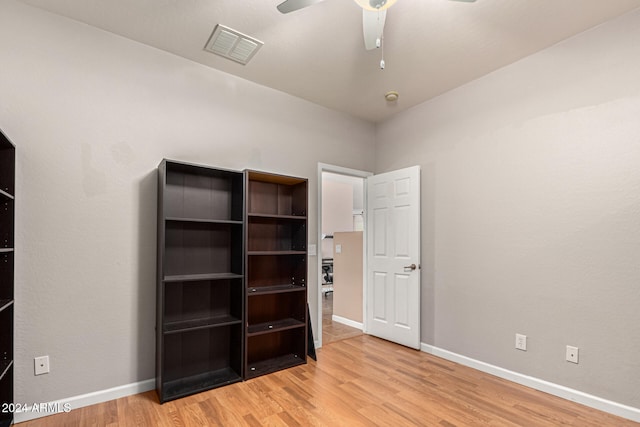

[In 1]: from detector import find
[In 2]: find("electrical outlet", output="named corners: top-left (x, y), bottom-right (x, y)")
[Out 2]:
top-left (34, 355), bottom-right (50, 375)
top-left (566, 346), bottom-right (579, 364)
top-left (515, 334), bottom-right (527, 351)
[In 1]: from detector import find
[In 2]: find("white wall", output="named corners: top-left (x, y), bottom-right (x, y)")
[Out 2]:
top-left (332, 231), bottom-right (363, 324)
top-left (321, 177), bottom-right (354, 258)
top-left (376, 8), bottom-right (640, 409)
top-left (0, 0), bottom-right (375, 405)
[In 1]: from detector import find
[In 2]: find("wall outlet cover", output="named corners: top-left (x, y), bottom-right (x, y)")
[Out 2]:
top-left (515, 334), bottom-right (527, 351)
top-left (566, 346), bottom-right (579, 364)
top-left (34, 355), bottom-right (50, 375)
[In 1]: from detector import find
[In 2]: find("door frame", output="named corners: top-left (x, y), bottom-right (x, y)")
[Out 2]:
top-left (316, 163), bottom-right (372, 349)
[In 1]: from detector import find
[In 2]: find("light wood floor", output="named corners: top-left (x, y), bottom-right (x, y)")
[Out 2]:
top-left (17, 335), bottom-right (638, 427)
top-left (322, 291), bottom-right (362, 345)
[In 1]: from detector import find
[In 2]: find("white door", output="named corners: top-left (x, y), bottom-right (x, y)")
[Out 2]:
top-left (366, 166), bottom-right (421, 349)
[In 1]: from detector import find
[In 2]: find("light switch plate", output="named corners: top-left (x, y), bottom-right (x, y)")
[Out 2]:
top-left (335, 244), bottom-right (342, 254)
top-left (308, 244), bottom-right (317, 256)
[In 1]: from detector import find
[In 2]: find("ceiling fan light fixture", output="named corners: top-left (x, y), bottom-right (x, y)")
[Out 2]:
top-left (354, 0), bottom-right (398, 12)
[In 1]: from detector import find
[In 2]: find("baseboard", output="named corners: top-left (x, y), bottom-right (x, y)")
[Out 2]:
top-left (421, 343), bottom-right (640, 423)
top-left (13, 378), bottom-right (155, 423)
top-left (331, 315), bottom-right (363, 330)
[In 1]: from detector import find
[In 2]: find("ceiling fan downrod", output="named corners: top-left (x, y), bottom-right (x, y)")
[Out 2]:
top-left (354, 0), bottom-right (398, 12)
top-left (377, 11), bottom-right (385, 70)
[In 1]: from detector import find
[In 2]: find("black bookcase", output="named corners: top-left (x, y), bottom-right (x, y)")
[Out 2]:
top-left (0, 130), bottom-right (15, 427)
top-left (244, 170), bottom-right (308, 379)
top-left (156, 160), bottom-right (244, 403)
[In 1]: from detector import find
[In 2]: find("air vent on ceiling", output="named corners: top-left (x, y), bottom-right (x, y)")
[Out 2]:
top-left (204, 24), bottom-right (264, 65)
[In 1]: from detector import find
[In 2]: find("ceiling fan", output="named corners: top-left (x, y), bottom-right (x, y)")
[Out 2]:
top-left (277, 0), bottom-right (477, 51)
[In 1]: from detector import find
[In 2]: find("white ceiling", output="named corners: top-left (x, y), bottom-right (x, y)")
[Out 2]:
top-left (18, 0), bottom-right (640, 123)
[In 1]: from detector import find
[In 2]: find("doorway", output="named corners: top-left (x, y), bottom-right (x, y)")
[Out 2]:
top-left (316, 163), bottom-right (422, 350)
top-left (317, 164), bottom-right (371, 348)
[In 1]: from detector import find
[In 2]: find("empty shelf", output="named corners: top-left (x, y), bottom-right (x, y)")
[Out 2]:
top-left (162, 368), bottom-right (242, 401)
top-left (247, 318), bottom-right (305, 336)
top-left (247, 284), bottom-right (305, 295)
top-left (166, 217), bottom-right (243, 225)
top-left (164, 315), bottom-right (242, 334)
top-left (246, 354), bottom-right (304, 379)
top-left (164, 273), bottom-right (243, 282)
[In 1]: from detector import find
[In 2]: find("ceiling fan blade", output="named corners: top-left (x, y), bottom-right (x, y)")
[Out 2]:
top-left (362, 9), bottom-right (386, 51)
top-left (277, 0), bottom-right (326, 14)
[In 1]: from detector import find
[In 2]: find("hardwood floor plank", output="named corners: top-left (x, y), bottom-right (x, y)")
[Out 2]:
top-left (351, 374), bottom-right (401, 397)
top-left (244, 383), bottom-right (284, 417)
top-left (358, 403), bottom-right (412, 427)
top-left (337, 381), bottom-right (385, 408)
top-left (242, 413), bottom-right (262, 427)
top-left (275, 411), bottom-right (302, 427)
top-left (16, 335), bottom-right (639, 427)
top-left (175, 402), bottom-right (208, 427)
top-left (397, 389), bottom-right (494, 426)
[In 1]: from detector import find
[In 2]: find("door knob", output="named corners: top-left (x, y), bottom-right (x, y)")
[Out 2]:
top-left (404, 263), bottom-right (417, 271)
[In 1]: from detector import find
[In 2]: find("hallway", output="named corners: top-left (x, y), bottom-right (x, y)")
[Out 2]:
top-left (321, 291), bottom-right (362, 345)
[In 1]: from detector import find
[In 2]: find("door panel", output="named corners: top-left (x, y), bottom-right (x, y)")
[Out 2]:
top-left (394, 274), bottom-right (410, 327)
top-left (394, 205), bottom-right (410, 258)
top-left (373, 208), bottom-right (387, 256)
top-left (373, 272), bottom-right (387, 321)
top-left (366, 166), bottom-right (420, 349)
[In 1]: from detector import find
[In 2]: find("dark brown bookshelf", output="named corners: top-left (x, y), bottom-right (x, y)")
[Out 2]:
top-left (244, 170), bottom-right (308, 379)
top-left (156, 160), bottom-right (244, 403)
top-left (0, 130), bottom-right (14, 427)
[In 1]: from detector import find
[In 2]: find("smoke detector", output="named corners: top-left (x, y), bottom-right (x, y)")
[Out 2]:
top-left (385, 91), bottom-right (399, 102)
top-left (204, 24), bottom-right (264, 65)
